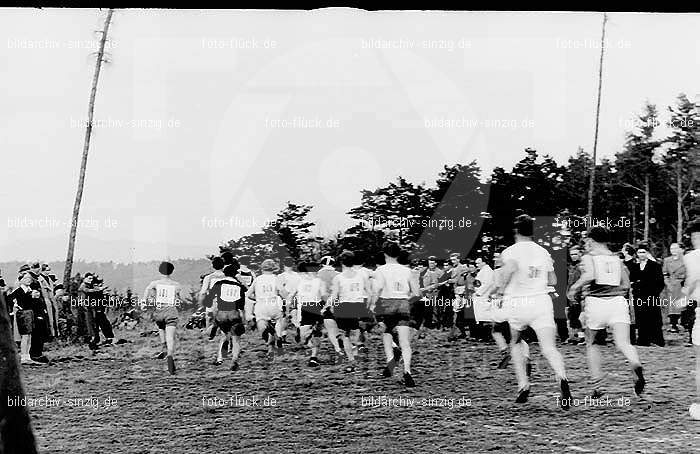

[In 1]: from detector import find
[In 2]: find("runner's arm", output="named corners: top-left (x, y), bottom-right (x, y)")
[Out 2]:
top-left (683, 256), bottom-right (698, 297)
top-left (199, 274), bottom-right (211, 297)
top-left (409, 273), bottom-right (420, 298)
top-left (370, 271), bottom-right (384, 306)
top-left (567, 256), bottom-right (595, 299)
top-left (244, 278), bottom-right (257, 320)
top-left (495, 259), bottom-right (518, 295)
top-left (141, 282), bottom-right (156, 310)
top-left (325, 276), bottom-right (340, 312)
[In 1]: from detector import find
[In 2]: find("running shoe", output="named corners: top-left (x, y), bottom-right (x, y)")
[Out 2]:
top-left (167, 356), bottom-right (176, 375)
top-left (497, 350), bottom-right (510, 369)
top-left (230, 361), bottom-right (239, 372)
top-left (560, 379), bottom-right (572, 410)
top-left (344, 364), bottom-right (356, 373)
top-left (382, 356), bottom-right (396, 378)
top-left (633, 366), bottom-right (645, 396)
top-left (403, 372), bottom-right (415, 388)
top-left (213, 359), bottom-right (223, 366)
top-left (515, 387), bottom-right (530, 403)
top-left (308, 357), bottom-right (320, 367)
top-left (154, 351), bottom-right (167, 360)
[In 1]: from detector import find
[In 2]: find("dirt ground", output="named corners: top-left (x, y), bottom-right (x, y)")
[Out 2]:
top-left (20, 325), bottom-right (700, 454)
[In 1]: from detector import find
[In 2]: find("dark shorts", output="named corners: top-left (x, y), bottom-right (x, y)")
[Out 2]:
top-left (17, 310), bottom-right (34, 335)
top-left (334, 301), bottom-right (370, 319)
top-left (333, 302), bottom-right (363, 332)
top-left (568, 302), bottom-right (582, 329)
top-left (336, 317), bottom-right (360, 332)
top-left (154, 306), bottom-right (179, 330)
top-left (215, 310), bottom-right (244, 336)
top-left (300, 310), bottom-right (324, 327)
top-left (375, 298), bottom-right (412, 332)
top-left (375, 298), bottom-right (411, 317)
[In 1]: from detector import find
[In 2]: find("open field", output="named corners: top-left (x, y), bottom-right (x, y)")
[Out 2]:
top-left (22, 326), bottom-right (700, 454)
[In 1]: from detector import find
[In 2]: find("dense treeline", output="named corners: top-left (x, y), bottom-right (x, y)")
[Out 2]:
top-left (223, 94), bottom-right (699, 263)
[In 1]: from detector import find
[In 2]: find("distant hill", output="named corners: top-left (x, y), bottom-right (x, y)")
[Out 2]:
top-left (0, 259), bottom-right (212, 294)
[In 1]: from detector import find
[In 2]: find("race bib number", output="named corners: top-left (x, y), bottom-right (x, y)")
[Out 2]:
top-left (239, 275), bottom-right (253, 286)
top-left (155, 284), bottom-right (176, 306)
top-left (527, 266), bottom-right (543, 279)
top-left (220, 283), bottom-right (241, 302)
top-left (344, 280), bottom-right (364, 302)
top-left (592, 256), bottom-right (621, 286)
top-left (299, 283), bottom-right (316, 303)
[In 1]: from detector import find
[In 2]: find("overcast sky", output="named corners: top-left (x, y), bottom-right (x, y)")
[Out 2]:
top-left (1, 9), bottom-right (698, 263)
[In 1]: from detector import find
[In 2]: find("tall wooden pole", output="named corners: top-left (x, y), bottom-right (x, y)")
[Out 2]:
top-left (586, 13), bottom-right (608, 229)
top-left (63, 9), bottom-right (114, 292)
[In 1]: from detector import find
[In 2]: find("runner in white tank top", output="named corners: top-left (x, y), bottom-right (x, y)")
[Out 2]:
top-left (247, 259), bottom-right (288, 360)
top-left (287, 262), bottom-right (328, 367)
top-left (497, 215), bottom-right (571, 409)
top-left (328, 251), bottom-right (371, 372)
top-left (372, 242), bottom-right (420, 388)
top-left (569, 226), bottom-right (644, 398)
top-left (142, 261), bottom-right (186, 375)
top-left (683, 220), bottom-right (700, 416)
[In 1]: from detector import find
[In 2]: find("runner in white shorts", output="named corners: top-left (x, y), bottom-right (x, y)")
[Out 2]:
top-left (683, 220), bottom-right (700, 412)
top-left (287, 261), bottom-right (328, 367)
top-left (485, 251), bottom-right (530, 369)
top-left (246, 259), bottom-right (287, 359)
top-left (568, 226), bottom-right (644, 397)
top-left (497, 214), bottom-right (572, 408)
top-left (200, 256), bottom-right (226, 340)
top-left (142, 261), bottom-right (187, 375)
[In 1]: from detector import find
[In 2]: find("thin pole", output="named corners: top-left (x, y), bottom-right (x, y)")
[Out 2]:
top-left (63, 9), bottom-right (114, 292)
top-left (586, 13), bottom-right (608, 229)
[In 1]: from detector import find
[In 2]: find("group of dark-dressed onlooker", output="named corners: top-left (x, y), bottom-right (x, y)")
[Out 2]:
top-left (0, 263), bottom-right (61, 365)
top-left (0, 264), bottom-right (129, 365)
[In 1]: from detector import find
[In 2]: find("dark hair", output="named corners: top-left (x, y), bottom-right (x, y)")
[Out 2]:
top-left (159, 261), bottom-right (175, 276)
top-left (636, 242), bottom-right (650, 252)
top-left (588, 226), bottom-right (610, 244)
top-left (353, 250), bottom-right (365, 265)
top-left (687, 218), bottom-right (700, 235)
top-left (221, 251), bottom-right (234, 265)
top-left (238, 255), bottom-right (251, 266)
top-left (282, 257), bottom-right (296, 268)
top-left (338, 251), bottom-right (355, 267)
top-left (211, 256), bottom-right (225, 270)
top-left (398, 250), bottom-right (410, 265)
top-left (382, 241), bottom-right (402, 259)
top-left (427, 256), bottom-right (437, 262)
top-left (298, 262), bottom-right (321, 273)
top-left (223, 264), bottom-right (239, 277)
top-left (513, 214), bottom-right (534, 237)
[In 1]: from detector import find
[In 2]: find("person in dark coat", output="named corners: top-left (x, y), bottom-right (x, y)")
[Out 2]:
top-left (628, 242), bottom-right (665, 347)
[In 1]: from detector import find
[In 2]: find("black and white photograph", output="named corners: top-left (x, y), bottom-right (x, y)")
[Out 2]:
top-left (1, 7), bottom-right (700, 454)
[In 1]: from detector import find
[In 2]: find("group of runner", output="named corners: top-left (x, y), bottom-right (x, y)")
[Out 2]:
top-left (140, 214), bottom-right (700, 412)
